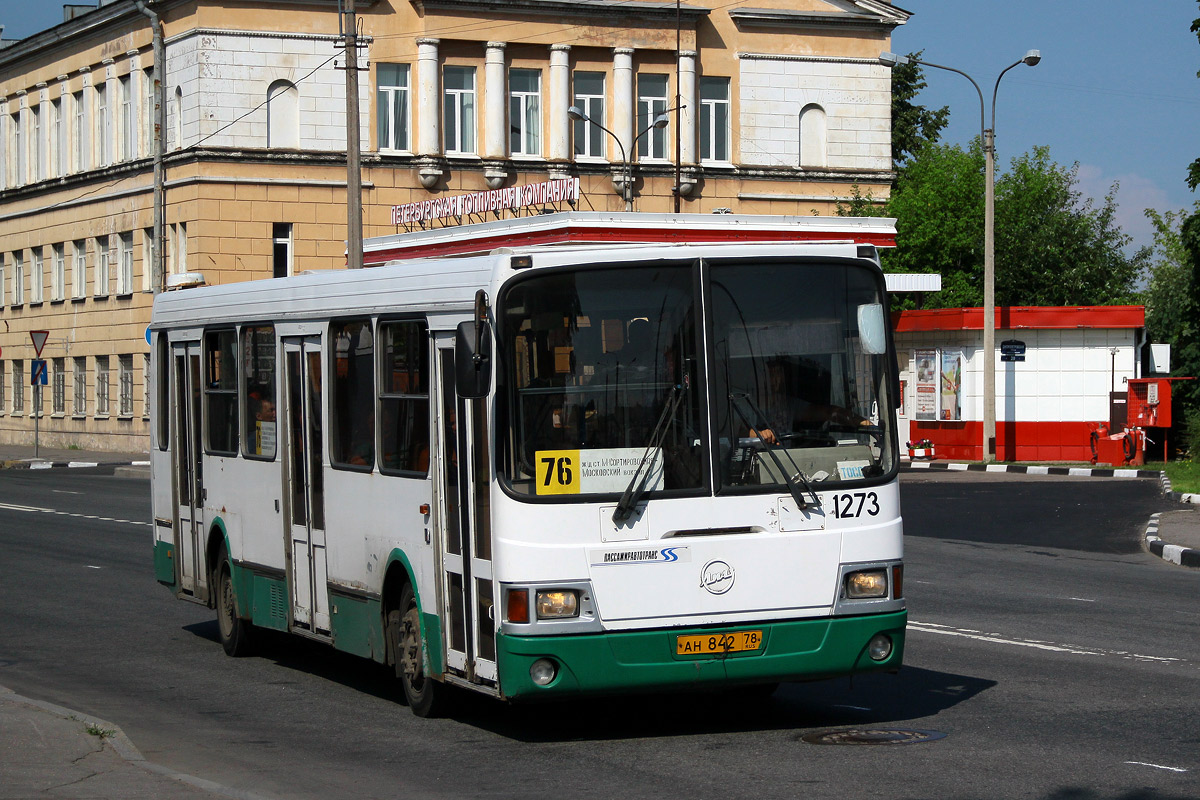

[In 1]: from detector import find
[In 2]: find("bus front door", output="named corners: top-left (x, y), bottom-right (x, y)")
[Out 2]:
top-left (436, 342), bottom-right (497, 686)
top-left (171, 341), bottom-right (205, 600)
top-left (282, 336), bottom-right (330, 635)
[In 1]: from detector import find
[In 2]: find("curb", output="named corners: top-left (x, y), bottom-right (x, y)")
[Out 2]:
top-left (0, 684), bottom-right (270, 800)
top-left (0, 459), bottom-right (150, 471)
top-left (1143, 512), bottom-right (1200, 569)
top-left (901, 461), bottom-right (1159, 479)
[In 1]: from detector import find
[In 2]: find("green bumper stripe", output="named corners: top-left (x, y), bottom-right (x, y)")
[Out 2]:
top-left (497, 611), bottom-right (906, 700)
top-left (153, 539), bottom-right (176, 586)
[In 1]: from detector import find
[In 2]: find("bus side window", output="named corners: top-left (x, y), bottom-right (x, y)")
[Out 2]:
top-left (203, 329), bottom-right (239, 455)
top-left (330, 319), bottom-right (375, 470)
top-left (379, 320), bottom-right (430, 475)
top-left (241, 325), bottom-right (277, 460)
top-left (156, 334), bottom-right (169, 451)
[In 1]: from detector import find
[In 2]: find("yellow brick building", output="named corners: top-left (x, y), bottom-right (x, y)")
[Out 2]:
top-left (0, 0), bottom-right (907, 451)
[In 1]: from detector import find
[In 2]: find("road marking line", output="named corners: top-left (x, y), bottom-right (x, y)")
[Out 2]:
top-left (0, 502), bottom-right (54, 512)
top-left (909, 621), bottom-right (1186, 664)
top-left (0, 501), bottom-right (149, 527)
top-left (1125, 761), bottom-right (1188, 773)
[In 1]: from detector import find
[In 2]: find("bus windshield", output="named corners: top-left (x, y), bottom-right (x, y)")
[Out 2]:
top-left (710, 260), bottom-right (894, 492)
top-left (499, 263), bottom-right (704, 498)
top-left (498, 258), bottom-right (894, 500)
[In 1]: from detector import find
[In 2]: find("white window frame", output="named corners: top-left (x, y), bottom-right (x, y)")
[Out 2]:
top-left (95, 355), bottom-right (110, 417)
top-left (0, 359), bottom-right (5, 415)
top-left (13, 112), bottom-right (24, 185)
top-left (572, 71), bottom-right (607, 160)
top-left (52, 97), bottom-right (65, 177)
top-left (12, 251), bottom-right (24, 305)
top-left (72, 239), bottom-right (86, 299)
top-left (509, 68), bottom-right (542, 157)
top-left (142, 353), bottom-right (151, 419)
top-left (52, 243), bottom-right (65, 301)
top-left (699, 76), bottom-right (731, 163)
top-left (443, 66), bottom-right (477, 156)
top-left (119, 354), bottom-right (134, 417)
top-left (12, 360), bottom-right (25, 415)
top-left (72, 90), bottom-right (86, 173)
top-left (31, 248), bottom-right (44, 304)
top-left (73, 356), bottom-right (87, 417)
top-left (118, 232), bottom-right (134, 295)
top-left (96, 82), bottom-right (111, 167)
top-left (32, 103), bottom-right (44, 182)
top-left (52, 358), bottom-right (66, 415)
top-left (120, 75), bottom-right (133, 162)
top-left (636, 74), bottom-right (669, 160)
top-left (376, 63), bottom-right (411, 152)
top-left (95, 236), bottom-right (110, 297)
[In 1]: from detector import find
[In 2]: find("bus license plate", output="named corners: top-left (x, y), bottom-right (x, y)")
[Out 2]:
top-left (676, 630), bottom-right (763, 655)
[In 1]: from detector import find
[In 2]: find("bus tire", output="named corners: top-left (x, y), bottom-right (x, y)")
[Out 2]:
top-left (215, 549), bottom-right (254, 657)
top-left (389, 584), bottom-right (444, 718)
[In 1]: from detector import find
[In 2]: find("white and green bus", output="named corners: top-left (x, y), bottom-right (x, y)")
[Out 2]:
top-left (150, 213), bottom-right (906, 716)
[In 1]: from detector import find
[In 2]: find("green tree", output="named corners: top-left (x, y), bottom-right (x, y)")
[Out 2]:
top-left (889, 51), bottom-right (950, 171)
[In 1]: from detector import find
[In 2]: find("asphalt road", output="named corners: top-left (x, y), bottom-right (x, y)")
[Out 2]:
top-left (1, 468), bottom-right (1197, 799)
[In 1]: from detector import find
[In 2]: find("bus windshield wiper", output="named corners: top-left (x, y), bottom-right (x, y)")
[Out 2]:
top-left (612, 385), bottom-right (683, 525)
top-left (729, 392), bottom-right (821, 510)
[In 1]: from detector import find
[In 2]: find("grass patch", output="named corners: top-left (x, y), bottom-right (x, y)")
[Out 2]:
top-left (1153, 460), bottom-right (1200, 495)
top-left (84, 722), bottom-right (113, 739)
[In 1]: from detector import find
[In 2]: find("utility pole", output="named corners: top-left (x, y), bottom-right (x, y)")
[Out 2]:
top-left (343, 0), bottom-right (364, 269)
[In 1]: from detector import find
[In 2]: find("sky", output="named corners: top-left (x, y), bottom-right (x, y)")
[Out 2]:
top-left (3, 1), bottom-right (1199, 255)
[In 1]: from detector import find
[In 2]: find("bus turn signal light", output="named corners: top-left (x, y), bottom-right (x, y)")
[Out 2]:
top-left (507, 589), bottom-right (530, 623)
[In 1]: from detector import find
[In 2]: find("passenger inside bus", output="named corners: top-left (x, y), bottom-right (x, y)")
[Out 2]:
top-left (747, 359), bottom-right (869, 446)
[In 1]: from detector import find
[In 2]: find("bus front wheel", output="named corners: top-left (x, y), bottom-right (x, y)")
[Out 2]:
top-left (215, 550), bottom-right (254, 657)
top-left (389, 584), bottom-right (444, 718)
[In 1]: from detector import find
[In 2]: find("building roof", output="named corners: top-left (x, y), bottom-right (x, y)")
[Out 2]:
top-left (893, 306), bottom-right (1146, 332)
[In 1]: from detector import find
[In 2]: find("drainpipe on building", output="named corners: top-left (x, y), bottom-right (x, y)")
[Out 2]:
top-left (134, 0), bottom-right (165, 294)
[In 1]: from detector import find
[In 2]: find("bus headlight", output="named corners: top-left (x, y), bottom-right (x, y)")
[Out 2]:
top-left (846, 570), bottom-right (888, 599)
top-left (536, 590), bottom-right (579, 619)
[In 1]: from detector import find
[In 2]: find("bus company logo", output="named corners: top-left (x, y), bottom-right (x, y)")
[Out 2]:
top-left (700, 560), bottom-right (735, 595)
top-left (591, 546), bottom-right (689, 566)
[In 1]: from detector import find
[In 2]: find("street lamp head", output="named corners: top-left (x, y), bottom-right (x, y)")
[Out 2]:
top-left (567, 105), bottom-right (588, 122)
top-left (651, 111), bottom-right (669, 130)
top-left (1022, 49), bottom-right (1041, 67)
top-left (878, 51), bottom-right (906, 68)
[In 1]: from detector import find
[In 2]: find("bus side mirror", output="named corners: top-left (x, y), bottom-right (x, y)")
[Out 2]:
top-left (455, 320), bottom-right (493, 399)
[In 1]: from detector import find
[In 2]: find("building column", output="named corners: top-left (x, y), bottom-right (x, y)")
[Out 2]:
top-left (483, 42), bottom-right (507, 159)
top-left (548, 44), bottom-right (571, 171)
top-left (416, 38), bottom-right (441, 156)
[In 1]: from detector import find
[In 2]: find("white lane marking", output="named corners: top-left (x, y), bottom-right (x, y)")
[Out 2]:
top-left (0, 500), bottom-right (149, 527)
top-left (85, 565), bottom-right (102, 570)
top-left (909, 621), bottom-right (1187, 665)
top-left (52, 490), bottom-right (84, 495)
top-left (1125, 761), bottom-right (1188, 773)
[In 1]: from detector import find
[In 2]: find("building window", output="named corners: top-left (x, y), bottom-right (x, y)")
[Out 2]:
top-left (376, 63), bottom-right (410, 151)
top-left (52, 358), bottom-right (65, 414)
top-left (143, 68), bottom-right (154, 157)
top-left (699, 77), bottom-right (730, 163)
top-left (0, 359), bottom-right (5, 414)
top-left (12, 360), bottom-right (25, 414)
top-left (95, 236), bottom-right (110, 296)
top-left (96, 82), bottom-right (111, 167)
top-left (0, 256), bottom-right (5, 306)
top-left (173, 222), bottom-right (187, 275)
top-left (204, 329), bottom-right (239, 454)
top-left (172, 86), bottom-right (182, 150)
top-left (52, 243), bottom-right (65, 301)
top-left (73, 356), bottom-right (87, 416)
top-left (31, 249), bottom-right (44, 304)
top-left (331, 319), bottom-right (375, 470)
top-left (272, 223), bottom-right (292, 278)
top-left (509, 68), bottom-right (542, 157)
top-left (636, 74), bottom-right (669, 160)
top-left (379, 320), bottom-right (430, 474)
top-left (142, 228), bottom-right (154, 292)
top-left (72, 240), bottom-right (86, 299)
top-left (13, 252), bottom-right (24, 305)
top-left (32, 103), bottom-right (45, 181)
top-left (799, 104), bottom-right (828, 168)
top-left (72, 90), bottom-right (86, 172)
top-left (142, 353), bottom-right (152, 420)
top-left (120, 75), bottom-right (133, 162)
top-left (572, 71), bottom-right (606, 159)
top-left (266, 80), bottom-right (298, 149)
top-left (95, 355), bottom-right (110, 416)
top-left (118, 233), bottom-right (134, 295)
top-left (13, 112), bottom-right (24, 185)
top-left (119, 354), bottom-right (134, 417)
top-left (443, 66), bottom-right (476, 155)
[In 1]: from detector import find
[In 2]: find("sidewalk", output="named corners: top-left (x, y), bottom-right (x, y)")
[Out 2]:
top-left (0, 684), bottom-right (256, 799)
top-left (0, 442), bottom-right (148, 471)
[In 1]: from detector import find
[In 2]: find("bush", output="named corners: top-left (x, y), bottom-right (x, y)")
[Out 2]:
top-left (1184, 405), bottom-right (1200, 461)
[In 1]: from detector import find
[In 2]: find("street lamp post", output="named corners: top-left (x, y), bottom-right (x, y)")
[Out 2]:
top-left (568, 105), bottom-right (669, 212)
top-left (879, 50), bottom-right (1040, 462)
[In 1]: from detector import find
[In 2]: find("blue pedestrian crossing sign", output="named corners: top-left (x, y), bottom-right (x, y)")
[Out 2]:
top-left (31, 359), bottom-right (48, 386)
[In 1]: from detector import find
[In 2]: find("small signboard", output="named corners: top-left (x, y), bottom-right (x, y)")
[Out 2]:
top-left (1000, 339), bottom-right (1026, 363)
top-left (31, 359), bottom-right (48, 386)
top-left (30, 330), bottom-right (49, 357)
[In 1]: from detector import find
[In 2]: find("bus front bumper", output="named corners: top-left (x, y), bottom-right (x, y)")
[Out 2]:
top-left (495, 610), bottom-right (906, 700)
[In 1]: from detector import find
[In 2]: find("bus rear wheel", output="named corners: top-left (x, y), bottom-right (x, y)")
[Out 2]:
top-left (388, 584), bottom-right (444, 718)
top-left (215, 550), bottom-right (254, 657)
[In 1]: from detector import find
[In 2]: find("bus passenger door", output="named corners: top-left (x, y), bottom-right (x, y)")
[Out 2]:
top-left (282, 336), bottom-right (331, 635)
top-left (171, 341), bottom-right (204, 598)
top-left (435, 341), bottom-right (497, 685)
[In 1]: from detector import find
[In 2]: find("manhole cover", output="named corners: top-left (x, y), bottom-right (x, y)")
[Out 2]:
top-left (801, 728), bottom-right (947, 746)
